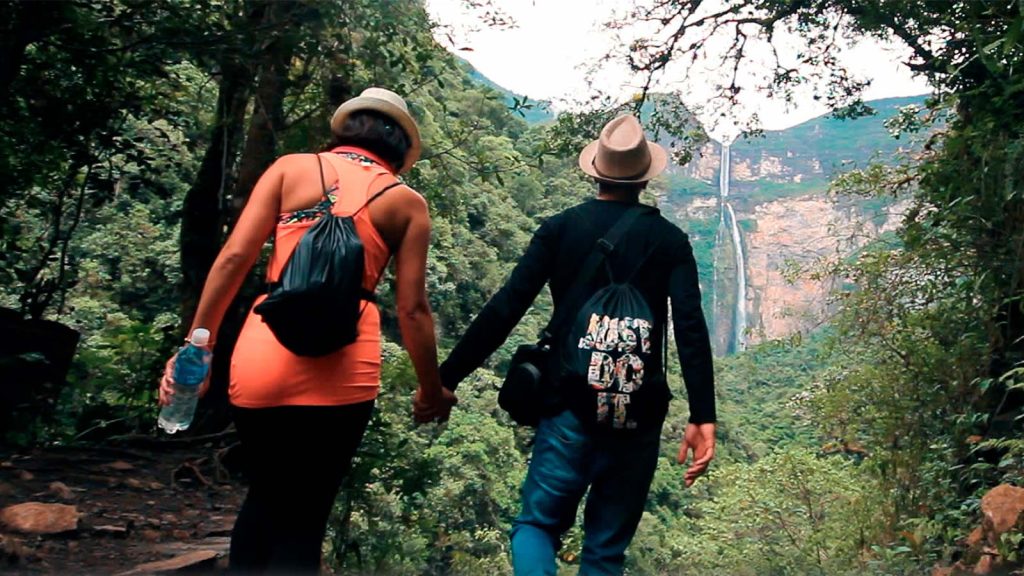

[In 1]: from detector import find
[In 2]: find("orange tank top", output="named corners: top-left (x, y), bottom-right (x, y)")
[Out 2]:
top-left (229, 148), bottom-right (398, 408)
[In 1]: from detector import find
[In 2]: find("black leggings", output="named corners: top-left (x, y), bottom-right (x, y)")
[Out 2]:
top-left (229, 401), bottom-right (375, 575)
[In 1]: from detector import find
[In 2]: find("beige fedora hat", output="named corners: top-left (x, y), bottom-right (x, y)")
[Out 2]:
top-left (330, 87), bottom-right (421, 173)
top-left (578, 115), bottom-right (668, 183)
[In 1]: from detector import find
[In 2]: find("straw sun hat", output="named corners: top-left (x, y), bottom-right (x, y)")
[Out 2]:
top-left (578, 114), bottom-right (668, 183)
top-left (330, 87), bottom-right (422, 174)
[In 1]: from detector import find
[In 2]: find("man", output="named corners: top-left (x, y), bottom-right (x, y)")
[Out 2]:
top-left (439, 114), bottom-right (716, 575)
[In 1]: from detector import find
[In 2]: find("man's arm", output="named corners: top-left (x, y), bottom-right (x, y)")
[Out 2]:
top-left (439, 218), bottom-right (557, 391)
top-left (669, 237), bottom-right (716, 423)
top-left (668, 235), bottom-right (716, 486)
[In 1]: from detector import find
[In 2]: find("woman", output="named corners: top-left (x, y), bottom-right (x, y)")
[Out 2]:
top-left (159, 87), bottom-right (455, 573)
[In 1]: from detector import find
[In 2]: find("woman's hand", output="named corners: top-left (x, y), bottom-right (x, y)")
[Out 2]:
top-left (412, 386), bottom-right (457, 424)
top-left (158, 352), bottom-right (212, 406)
top-left (158, 354), bottom-right (177, 407)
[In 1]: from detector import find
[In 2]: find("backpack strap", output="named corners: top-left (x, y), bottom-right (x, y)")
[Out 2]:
top-left (540, 204), bottom-right (650, 342)
top-left (623, 239), bottom-right (664, 282)
top-left (316, 154), bottom-right (328, 197)
top-left (353, 181), bottom-right (403, 217)
top-left (663, 316), bottom-right (669, 381)
top-left (319, 152), bottom-right (403, 213)
top-left (318, 152), bottom-right (406, 305)
top-left (623, 236), bottom-right (668, 381)
top-left (356, 180), bottom-right (403, 301)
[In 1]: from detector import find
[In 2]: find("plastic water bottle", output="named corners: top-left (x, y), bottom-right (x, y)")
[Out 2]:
top-left (158, 328), bottom-right (212, 434)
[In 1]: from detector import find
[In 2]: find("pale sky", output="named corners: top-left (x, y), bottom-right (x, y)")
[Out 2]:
top-left (425, 0), bottom-right (932, 139)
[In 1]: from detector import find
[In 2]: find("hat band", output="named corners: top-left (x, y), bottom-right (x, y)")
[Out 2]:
top-left (591, 157), bottom-right (649, 181)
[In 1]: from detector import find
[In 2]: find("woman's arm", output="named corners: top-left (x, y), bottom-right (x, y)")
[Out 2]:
top-left (160, 158), bottom-right (284, 405)
top-left (391, 190), bottom-right (453, 422)
top-left (187, 159), bottom-right (284, 340)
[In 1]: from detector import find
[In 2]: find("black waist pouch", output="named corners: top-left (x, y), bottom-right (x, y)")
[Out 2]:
top-left (499, 342), bottom-right (562, 427)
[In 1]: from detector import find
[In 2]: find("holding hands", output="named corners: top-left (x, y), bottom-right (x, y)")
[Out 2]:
top-left (412, 386), bottom-right (457, 424)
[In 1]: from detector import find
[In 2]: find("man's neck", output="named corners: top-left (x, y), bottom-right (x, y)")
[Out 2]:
top-left (596, 191), bottom-right (641, 203)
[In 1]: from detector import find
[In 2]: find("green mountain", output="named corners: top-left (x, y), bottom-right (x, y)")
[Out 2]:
top-left (460, 58), bottom-right (554, 124)
top-left (727, 95), bottom-right (929, 203)
top-left (737, 95), bottom-right (927, 157)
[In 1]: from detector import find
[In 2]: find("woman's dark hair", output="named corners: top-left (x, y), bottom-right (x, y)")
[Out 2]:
top-left (328, 110), bottom-right (411, 172)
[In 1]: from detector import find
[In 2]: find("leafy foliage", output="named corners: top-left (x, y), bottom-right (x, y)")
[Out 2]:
top-left (632, 448), bottom-right (882, 576)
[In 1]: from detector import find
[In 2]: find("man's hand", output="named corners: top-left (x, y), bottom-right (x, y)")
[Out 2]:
top-left (412, 386), bottom-right (457, 424)
top-left (158, 353), bottom-right (211, 406)
top-left (677, 422), bottom-right (716, 487)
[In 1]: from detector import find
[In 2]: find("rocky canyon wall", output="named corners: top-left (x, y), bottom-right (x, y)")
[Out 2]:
top-left (662, 95), bottom-right (925, 352)
top-left (742, 197), bottom-right (906, 344)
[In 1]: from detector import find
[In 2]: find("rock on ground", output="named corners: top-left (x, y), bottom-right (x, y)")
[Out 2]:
top-left (115, 550), bottom-right (220, 575)
top-left (934, 484), bottom-right (1024, 576)
top-left (0, 442), bottom-right (242, 574)
top-left (0, 502), bottom-right (79, 535)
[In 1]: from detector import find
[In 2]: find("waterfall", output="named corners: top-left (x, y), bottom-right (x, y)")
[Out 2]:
top-left (725, 202), bottom-right (747, 350)
top-left (720, 144), bottom-right (731, 199)
top-left (712, 144), bottom-right (727, 330)
top-left (717, 144), bottom-right (747, 352)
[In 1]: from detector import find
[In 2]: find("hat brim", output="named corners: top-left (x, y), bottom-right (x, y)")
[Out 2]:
top-left (331, 97), bottom-right (422, 174)
top-left (578, 139), bottom-right (669, 184)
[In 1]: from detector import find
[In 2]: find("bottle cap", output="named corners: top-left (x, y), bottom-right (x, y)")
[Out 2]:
top-left (190, 328), bottom-right (211, 347)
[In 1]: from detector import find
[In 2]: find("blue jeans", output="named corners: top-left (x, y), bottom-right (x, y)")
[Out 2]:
top-left (510, 409), bottom-right (662, 576)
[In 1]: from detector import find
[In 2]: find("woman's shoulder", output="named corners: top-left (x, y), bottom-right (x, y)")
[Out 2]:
top-left (273, 153), bottom-right (321, 168)
top-left (258, 154), bottom-right (322, 183)
top-left (380, 181), bottom-right (426, 212)
top-left (365, 176), bottom-right (425, 222)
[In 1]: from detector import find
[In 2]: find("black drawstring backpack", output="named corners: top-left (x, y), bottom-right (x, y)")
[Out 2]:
top-left (499, 206), bottom-right (665, 428)
top-left (559, 217), bottom-right (666, 432)
top-left (254, 154), bottom-right (400, 357)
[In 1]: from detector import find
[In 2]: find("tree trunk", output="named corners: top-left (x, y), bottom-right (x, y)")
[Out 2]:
top-left (176, 55), bottom-right (255, 435)
top-left (178, 57), bottom-right (254, 321)
top-left (0, 1), bottom-right (67, 106)
top-left (231, 0), bottom-right (305, 217)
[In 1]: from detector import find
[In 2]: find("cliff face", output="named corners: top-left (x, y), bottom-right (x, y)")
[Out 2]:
top-left (742, 197), bottom-right (906, 343)
top-left (662, 95), bottom-right (925, 352)
top-left (730, 152), bottom-right (823, 183)
top-left (681, 142), bottom-right (720, 181)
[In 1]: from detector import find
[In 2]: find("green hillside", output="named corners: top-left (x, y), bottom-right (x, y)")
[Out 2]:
top-left (461, 58), bottom-right (554, 124)
top-left (730, 95), bottom-right (928, 198)
top-left (736, 95), bottom-right (927, 159)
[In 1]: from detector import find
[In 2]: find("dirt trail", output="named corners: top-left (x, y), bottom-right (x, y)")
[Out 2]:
top-left (0, 437), bottom-right (244, 574)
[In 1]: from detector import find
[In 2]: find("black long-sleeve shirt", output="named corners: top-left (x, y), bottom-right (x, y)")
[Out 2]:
top-left (439, 198), bottom-right (716, 424)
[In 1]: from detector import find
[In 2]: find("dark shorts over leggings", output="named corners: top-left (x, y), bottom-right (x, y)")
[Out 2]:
top-left (229, 400), bottom-right (375, 574)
